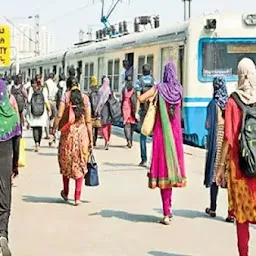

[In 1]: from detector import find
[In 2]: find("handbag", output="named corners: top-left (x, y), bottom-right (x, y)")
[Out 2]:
top-left (58, 96), bottom-right (75, 132)
top-left (141, 92), bottom-right (158, 136)
top-left (85, 153), bottom-right (99, 187)
top-left (18, 138), bottom-right (26, 168)
top-left (91, 117), bottom-right (102, 128)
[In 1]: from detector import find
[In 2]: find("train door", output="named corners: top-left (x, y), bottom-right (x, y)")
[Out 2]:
top-left (77, 61), bottom-right (82, 84)
top-left (39, 67), bottom-right (43, 76)
top-left (125, 52), bottom-right (134, 79)
top-left (53, 65), bottom-right (57, 75)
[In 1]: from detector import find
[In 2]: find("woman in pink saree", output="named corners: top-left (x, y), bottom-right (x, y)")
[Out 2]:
top-left (138, 61), bottom-right (186, 225)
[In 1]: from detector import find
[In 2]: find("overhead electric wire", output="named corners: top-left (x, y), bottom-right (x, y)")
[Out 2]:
top-left (42, 0), bottom-right (101, 26)
top-left (3, 16), bottom-right (36, 43)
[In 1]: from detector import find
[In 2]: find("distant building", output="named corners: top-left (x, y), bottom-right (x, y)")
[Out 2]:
top-left (10, 23), bottom-right (55, 59)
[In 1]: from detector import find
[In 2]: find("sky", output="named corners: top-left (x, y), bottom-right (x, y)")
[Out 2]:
top-left (1, 0), bottom-right (256, 50)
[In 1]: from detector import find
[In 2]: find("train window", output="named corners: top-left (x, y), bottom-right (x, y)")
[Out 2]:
top-left (114, 59), bottom-right (120, 91)
top-left (108, 60), bottom-right (113, 87)
top-left (84, 63), bottom-right (89, 91)
top-left (147, 55), bottom-right (154, 75)
top-left (138, 56), bottom-right (146, 78)
top-left (90, 63), bottom-right (94, 77)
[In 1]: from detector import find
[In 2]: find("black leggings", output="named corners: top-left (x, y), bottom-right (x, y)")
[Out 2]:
top-left (12, 136), bottom-right (20, 172)
top-left (93, 128), bottom-right (98, 146)
top-left (32, 127), bottom-right (43, 145)
top-left (124, 123), bottom-right (135, 143)
top-left (210, 182), bottom-right (219, 212)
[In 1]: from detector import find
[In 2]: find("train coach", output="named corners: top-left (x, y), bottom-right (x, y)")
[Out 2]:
top-left (1, 12), bottom-right (256, 147)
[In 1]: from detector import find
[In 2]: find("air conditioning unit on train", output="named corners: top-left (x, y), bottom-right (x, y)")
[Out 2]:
top-left (204, 19), bottom-right (217, 30)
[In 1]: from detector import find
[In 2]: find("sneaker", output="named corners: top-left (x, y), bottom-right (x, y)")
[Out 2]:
top-left (139, 161), bottom-right (147, 167)
top-left (0, 237), bottom-right (11, 256)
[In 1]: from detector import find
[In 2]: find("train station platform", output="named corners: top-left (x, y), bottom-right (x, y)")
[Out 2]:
top-left (9, 129), bottom-right (256, 256)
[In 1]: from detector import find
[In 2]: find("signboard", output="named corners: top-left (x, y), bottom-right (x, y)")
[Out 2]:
top-left (203, 68), bottom-right (233, 77)
top-left (0, 26), bottom-right (10, 66)
top-left (227, 44), bottom-right (256, 53)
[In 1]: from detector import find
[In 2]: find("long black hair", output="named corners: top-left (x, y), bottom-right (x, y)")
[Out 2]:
top-left (68, 78), bottom-right (84, 120)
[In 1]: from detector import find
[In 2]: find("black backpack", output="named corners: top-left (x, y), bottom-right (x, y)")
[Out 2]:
top-left (108, 93), bottom-right (122, 124)
top-left (11, 85), bottom-right (25, 112)
top-left (232, 92), bottom-right (256, 177)
top-left (31, 87), bottom-right (45, 117)
top-left (89, 89), bottom-right (99, 116)
top-left (55, 87), bottom-right (63, 110)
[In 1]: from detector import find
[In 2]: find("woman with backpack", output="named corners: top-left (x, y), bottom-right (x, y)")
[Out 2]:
top-left (51, 78), bottom-right (93, 206)
top-left (204, 76), bottom-right (235, 222)
top-left (89, 76), bottom-right (100, 147)
top-left (121, 80), bottom-right (136, 148)
top-left (28, 75), bottom-right (51, 152)
top-left (137, 61), bottom-right (186, 225)
top-left (217, 58), bottom-right (256, 256)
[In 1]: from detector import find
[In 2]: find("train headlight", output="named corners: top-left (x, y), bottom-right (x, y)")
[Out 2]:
top-left (204, 19), bottom-right (217, 30)
top-left (243, 14), bottom-right (256, 25)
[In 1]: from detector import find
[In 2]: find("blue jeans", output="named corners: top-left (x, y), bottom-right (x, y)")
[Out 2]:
top-left (140, 134), bottom-right (147, 162)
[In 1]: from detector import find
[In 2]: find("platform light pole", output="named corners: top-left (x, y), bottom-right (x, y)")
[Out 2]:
top-left (182, 0), bottom-right (192, 21)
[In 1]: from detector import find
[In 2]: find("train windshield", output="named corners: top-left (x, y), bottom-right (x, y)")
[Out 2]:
top-left (199, 38), bottom-right (256, 81)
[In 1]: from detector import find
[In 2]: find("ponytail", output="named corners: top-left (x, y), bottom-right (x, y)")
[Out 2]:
top-left (70, 89), bottom-right (84, 120)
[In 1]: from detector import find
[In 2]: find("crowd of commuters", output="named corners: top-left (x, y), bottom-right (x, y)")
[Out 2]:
top-left (1, 57), bottom-right (256, 256)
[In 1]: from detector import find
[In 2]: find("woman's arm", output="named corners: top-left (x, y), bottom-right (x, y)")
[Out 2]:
top-left (138, 87), bottom-right (156, 103)
top-left (84, 101), bottom-right (93, 151)
top-left (216, 139), bottom-right (229, 185)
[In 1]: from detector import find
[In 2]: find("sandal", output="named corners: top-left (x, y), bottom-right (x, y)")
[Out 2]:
top-left (225, 216), bottom-right (235, 223)
top-left (160, 216), bottom-right (171, 225)
top-left (205, 208), bottom-right (216, 218)
top-left (60, 190), bottom-right (68, 201)
top-left (75, 200), bottom-right (81, 206)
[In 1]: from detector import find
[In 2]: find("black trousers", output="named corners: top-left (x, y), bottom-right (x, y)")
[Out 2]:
top-left (93, 128), bottom-right (98, 146)
top-left (12, 136), bottom-right (20, 172)
top-left (32, 127), bottom-right (43, 145)
top-left (0, 140), bottom-right (12, 239)
top-left (210, 182), bottom-right (219, 212)
top-left (124, 123), bottom-right (135, 143)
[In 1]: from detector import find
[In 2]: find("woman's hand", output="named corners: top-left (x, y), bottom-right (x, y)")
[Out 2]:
top-left (135, 112), bottom-right (140, 122)
top-left (88, 141), bottom-right (93, 152)
top-left (216, 165), bottom-right (225, 186)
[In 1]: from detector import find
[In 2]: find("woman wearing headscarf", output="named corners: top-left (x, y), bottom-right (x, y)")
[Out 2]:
top-left (89, 76), bottom-right (100, 147)
top-left (217, 58), bottom-right (256, 256)
top-left (95, 77), bottom-right (112, 150)
top-left (138, 61), bottom-right (186, 225)
top-left (121, 80), bottom-right (136, 148)
top-left (0, 78), bottom-right (21, 256)
top-left (204, 77), bottom-right (234, 222)
top-left (52, 78), bottom-right (93, 206)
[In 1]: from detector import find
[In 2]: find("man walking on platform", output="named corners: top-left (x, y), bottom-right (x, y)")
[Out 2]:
top-left (135, 64), bottom-right (156, 167)
top-left (44, 73), bottom-right (58, 140)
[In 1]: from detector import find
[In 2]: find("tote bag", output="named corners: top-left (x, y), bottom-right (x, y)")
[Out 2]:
top-left (141, 92), bottom-right (158, 136)
top-left (85, 153), bottom-right (99, 187)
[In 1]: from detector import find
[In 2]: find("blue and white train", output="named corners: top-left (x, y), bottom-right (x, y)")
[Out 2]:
top-left (1, 12), bottom-right (256, 147)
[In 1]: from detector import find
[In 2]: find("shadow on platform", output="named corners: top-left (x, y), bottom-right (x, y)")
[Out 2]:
top-left (89, 210), bottom-right (159, 223)
top-left (153, 208), bottom-right (224, 222)
top-left (103, 162), bottom-right (140, 168)
top-left (148, 251), bottom-right (193, 256)
top-left (38, 152), bottom-right (58, 157)
top-left (22, 195), bottom-right (90, 205)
